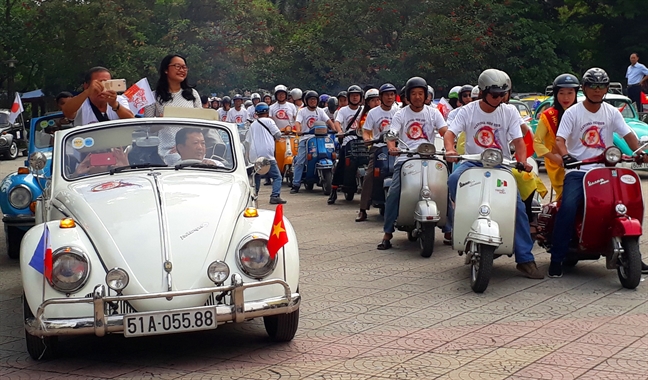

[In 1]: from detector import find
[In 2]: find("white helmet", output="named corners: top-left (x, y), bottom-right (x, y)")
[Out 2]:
top-left (471, 85), bottom-right (480, 99)
top-left (251, 92), bottom-right (261, 100)
top-left (290, 88), bottom-right (302, 100)
top-left (478, 69), bottom-right (509, 93)
top-left (500, 71), bottom-right (512, 91)
top-left (427, 85), bottom-right (435, 100)
top-left (364, 88), bottom-right (379, 100)
top-left (448, 86), bottom-right (462, 100)
top-left (274, 84), bottom-right (288, 95)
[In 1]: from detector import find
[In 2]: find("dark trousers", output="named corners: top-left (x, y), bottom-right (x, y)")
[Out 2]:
top-left (628, 85), bottom-right (643, 113)
top-left (359, 146), bottom-right (377, 210)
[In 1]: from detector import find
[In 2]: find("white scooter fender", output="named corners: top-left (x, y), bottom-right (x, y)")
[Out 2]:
top-left (414, 200), bottom-right (440, 223)
top-left (466, 217), bottom-right (502, 246)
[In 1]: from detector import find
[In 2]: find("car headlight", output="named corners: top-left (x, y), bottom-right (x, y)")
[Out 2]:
top-left (481, 148), bottom-right (503, 166)
top-left (0, 136), bottom-right (7, 147)
top-left (50, 247), bottom-right (90, 293)
top-left (106, 268), bottom-right (129, 291)
top-left (207, 261), bottom-right (230, 284)
top-left (605, 147), bottom-right (621, 164)
top-left (8, 185), bottom-right (32, 209)
top-left (237, 235), bottom-right (277, 279)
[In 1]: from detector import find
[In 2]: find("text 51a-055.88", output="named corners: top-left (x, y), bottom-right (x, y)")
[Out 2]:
top-left (124, 307), bottom-right (216, 337)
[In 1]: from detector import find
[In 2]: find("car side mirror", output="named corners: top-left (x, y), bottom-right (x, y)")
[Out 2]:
top-left (29, 151), bottom-right (47, 171)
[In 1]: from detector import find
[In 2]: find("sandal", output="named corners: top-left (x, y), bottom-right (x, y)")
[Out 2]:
top-left (355, 210), bottom-right (367, 222)
top-left (377, 239), bottom-right (392, 250)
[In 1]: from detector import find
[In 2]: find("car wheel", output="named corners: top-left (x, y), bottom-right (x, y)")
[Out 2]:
top-left (5, 225), bottom-right (24, 259)
top-left (264, 308), bottom-right (299, 342)
top-left (6, 142), bottom-right (19, 160)
top-left (24, 294), bottom-right (58, 360)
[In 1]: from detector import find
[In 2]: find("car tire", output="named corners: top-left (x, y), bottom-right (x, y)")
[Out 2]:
top-left (264, 308), bottom-right (299, 342)
top-left (24, 294), bottom-right (58, 360)
top-left (5, 141), bottom-right (19, 160)
top-left (5, 225), bottom-right (24, 259)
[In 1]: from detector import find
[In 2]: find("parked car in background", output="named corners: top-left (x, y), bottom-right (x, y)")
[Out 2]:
top-left (20, 115), bottom-right (301, 360)
top-left (0, 109), bottom-right (28, 160)
top-left (0, 112), bottom-right (64, 258)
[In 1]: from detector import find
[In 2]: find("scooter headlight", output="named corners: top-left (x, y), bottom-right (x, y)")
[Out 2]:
top-left (481, 149), bottom-right (503, 166)
top-left (50, 247), bottom-right (90, 293)
top-left (416, 143), bottom-right (436, 155)
top-left (604, 147), bottom-right (621, 165)
top-left (237, 235), bottom-right (277, 279)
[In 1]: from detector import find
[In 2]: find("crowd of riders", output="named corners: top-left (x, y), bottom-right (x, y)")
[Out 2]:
top-left (203, 67), bottom-right (648, 278)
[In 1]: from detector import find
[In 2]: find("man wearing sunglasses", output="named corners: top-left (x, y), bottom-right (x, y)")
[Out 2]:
top-left (444, 69), bottom-right (544, 279)
top-left (551, 67), bottom-right (648, 277)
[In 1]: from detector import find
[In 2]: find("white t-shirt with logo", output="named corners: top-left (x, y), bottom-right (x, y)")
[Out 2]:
top-left (390, 105), bottom-right (446, 163)
top-left (449, 100), bottom-right (522, 160)
top-left (269, 102), bottom-right (297, 131)
top-left (557, 101), bottom-right (632, 172)
top-left (218, 108), bottom-right (228, 122)
top-left (335, 105), bottom-right (364, 145)
top-left (247, 105), bottom-right (258, 121)
top-left (246, 117), bottom-right (280, 162)
top-left (363, 104), bottom-right (400, 147)
top-left (74, 96), bottom-right (130, 126)
top-left (226, 107), bottom-right (249, 126)
top-left (296, 107), bottom-right (330, 133)
top-left (446, 107), bottom-right (461, 125)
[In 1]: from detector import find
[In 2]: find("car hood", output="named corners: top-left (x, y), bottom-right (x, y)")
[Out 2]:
top-left (55, 171), bottom-right (248, 305)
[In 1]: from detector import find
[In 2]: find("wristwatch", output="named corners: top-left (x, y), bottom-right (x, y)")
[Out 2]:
top-left (112, 103), bottom-right (120, 111)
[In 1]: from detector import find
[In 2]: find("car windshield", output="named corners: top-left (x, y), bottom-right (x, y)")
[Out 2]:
top-left (62, 122), bottom-right (235, 180)
top-left (0, 112), bottom-right (8, 125)
top-left (604, 99), bottom-right (636, 119)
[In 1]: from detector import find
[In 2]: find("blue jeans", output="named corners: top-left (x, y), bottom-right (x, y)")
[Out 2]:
top-left (292, 138), bottom-right (309, 188)
top-left (448, 162), bottom-right (535, 264)
top-left (255, 160), bottom-right (283, 198)
top-left (383, 162), bottom-right (403, 234)
top-left (550, 171), bottom-right (584, 263)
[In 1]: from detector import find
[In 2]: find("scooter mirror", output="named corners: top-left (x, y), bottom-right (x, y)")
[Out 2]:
top-left (385, 131), bottom-right (399, 142)
top-left (254, 157), bottom-right (271, 175)
top-left (641, 136), bottom-right (648, 144)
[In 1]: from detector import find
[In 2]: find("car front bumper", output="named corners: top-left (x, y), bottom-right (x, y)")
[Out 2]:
top-left (25, 274), bottom-right (300, 337)
top-left (2, 214), bottom-right (35, 227)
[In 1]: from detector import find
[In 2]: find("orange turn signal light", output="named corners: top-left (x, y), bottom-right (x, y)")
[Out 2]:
top-left (243, 207), bottom-right (259, 218)
top-left (29, 201), bottom-right (36, 213)
top-left (17, 167), bottom-right (29, 174)
top-left (59, 218), bottom-right (76, 228)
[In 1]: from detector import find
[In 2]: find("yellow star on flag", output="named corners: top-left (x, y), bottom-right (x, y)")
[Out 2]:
top-left (272, 222), bottom-right (285, 239)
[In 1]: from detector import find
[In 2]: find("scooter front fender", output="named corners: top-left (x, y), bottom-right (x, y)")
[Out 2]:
top-left (284, 156), bottom-right (293, 166)
top-left (414, 200), bottom-right (440, 223)
top-left (611, 217), bottom-right (642, 237)
top-left (465, 218), bottom-right (503, 248)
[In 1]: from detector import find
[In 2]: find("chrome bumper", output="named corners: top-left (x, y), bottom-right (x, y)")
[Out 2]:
top-left (26, 274), bottom-right (300, 337)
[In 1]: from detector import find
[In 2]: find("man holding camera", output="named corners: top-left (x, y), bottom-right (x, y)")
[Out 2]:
top-left (62, 66), bottom-right (134, 126)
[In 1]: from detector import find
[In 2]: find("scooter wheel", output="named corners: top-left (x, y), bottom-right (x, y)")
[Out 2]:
top-left (618, 237), bottom-right (641, 290)
top-left (470, 243), bottom-right (494, 293)
top-left (407, 230), bottom-right (417, 242)
top-left (304, 182), bottom-right (314, 191)
top-left (344, 192), bottom-right (354, 201)
top-left (419, 223), bottom-right (435, 258)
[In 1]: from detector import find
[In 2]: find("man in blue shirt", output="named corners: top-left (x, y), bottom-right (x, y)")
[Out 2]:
top-left (626, 53), bottom-right (648, 112)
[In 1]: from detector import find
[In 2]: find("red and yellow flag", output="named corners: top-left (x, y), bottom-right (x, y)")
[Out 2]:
top-left (267, 205), bottom-right (288, 259)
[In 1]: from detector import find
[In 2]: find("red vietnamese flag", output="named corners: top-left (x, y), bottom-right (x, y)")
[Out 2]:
top-left (523, 132), bottom-right (535, 160)
top-left (267, 204), bottom-right (288, 259)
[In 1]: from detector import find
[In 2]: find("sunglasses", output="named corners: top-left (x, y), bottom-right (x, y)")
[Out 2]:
top-left (488, 92), bottom-right (505, 99)
top-left (169, 64), bottom-right (188, 71)
top-left (585, 84), bottom-right (608, 90)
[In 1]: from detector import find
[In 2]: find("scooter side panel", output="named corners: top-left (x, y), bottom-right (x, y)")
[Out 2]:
top-left (453, 168), bottom-right (516, 254)
top-left (581, 168), bottom-right (643, 250)
top-left (397, 158), bottom-right (448, 228)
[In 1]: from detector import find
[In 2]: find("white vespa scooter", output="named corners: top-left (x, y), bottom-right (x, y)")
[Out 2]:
top-left (452, 148), bottom-right (527, 293)
top-left (386, 132), bottom-right (449, 257)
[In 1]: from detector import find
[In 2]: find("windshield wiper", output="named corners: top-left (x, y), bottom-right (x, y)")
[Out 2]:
top-left (174, 162), bottom-right (227, 170)
top-left (109, 163), bottom-right (168, 175)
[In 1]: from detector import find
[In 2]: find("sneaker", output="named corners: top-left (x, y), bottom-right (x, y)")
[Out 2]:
top-left (355, 210), bottom-right (367, 222)
top-left (516, 261), bottom-right (544, 279)
top-left (547, 261), bottom-right (563, 278)
top-left (270, 196), bottom-right (287, 204)
top-left (641, 261), bottom-right (648, 274)
top-left (290, 186), bottom-right (299, 194)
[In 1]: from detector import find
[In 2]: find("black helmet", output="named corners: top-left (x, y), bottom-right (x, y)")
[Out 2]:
top-left (327, 97), bottom-right (338, 113)
top-left (460, 84), bottom-right (474, 94)
top-left (222, 96), bottom-right (231, 104)
top-left (303, 90), bottom-right (319, 106)
top-left (379, 83), bottom-right (397, 95)
top-left (337, 91), bottom-right (347, 99)
top-left (404, 76), bottom-right (428, 100)
top-left (347, 85), bottom-right (363, 96)
top-left (553, 74), bottom-right (580, 89)
top-left (582, 68), bottom-right (610, 86)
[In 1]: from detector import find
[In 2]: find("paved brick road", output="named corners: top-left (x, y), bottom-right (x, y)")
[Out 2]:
top-left (0, 158), bottom-right (647, 379)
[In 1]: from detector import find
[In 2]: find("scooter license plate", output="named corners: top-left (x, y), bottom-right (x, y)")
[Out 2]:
top-left (631, 162), bottom-right (648, 169)
top-left (325, 143), bottom-right (335, 149)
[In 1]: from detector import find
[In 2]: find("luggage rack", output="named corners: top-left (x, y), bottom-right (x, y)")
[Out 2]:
top-left (348, 139), bottom-right (370, 158)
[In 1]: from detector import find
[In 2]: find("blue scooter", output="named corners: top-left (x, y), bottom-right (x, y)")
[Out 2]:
top-left (301, 122), bottom-right (336, 195)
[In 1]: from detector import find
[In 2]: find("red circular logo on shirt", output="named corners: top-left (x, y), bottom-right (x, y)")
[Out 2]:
top-left (235, 115), bottom-right (243, 123)
top-left (474, 126), bottom-right (501, 149)
top-left (306, 117), bottom-right (316, 128)
top-left (581, 126), bottom-right (605, 149)
top-left (379, 119), bottom-right (390, 132)
top-left (406, 122), bottom-right (427, 140)
top-left (275, 109), bottom-right (288, 120)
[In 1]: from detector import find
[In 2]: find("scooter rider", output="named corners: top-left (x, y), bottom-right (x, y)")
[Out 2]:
top-left (550, 67), bottom-right (648, 277)
top-left (226, 94), bottom-right (249, 126)
top-left (444, 69), bottom-right (544, 279)
top-left (247, 93), bottom-right (262, 121)
top-left (426, 85), bottom-right (435, 106)
top-left (328, 85), bottom-right (364, 204)
top-left (269, 85), bottom-right (298, 132)
top-left (377, 77), bottom-right (447, 249)
top-left (291, 90), bottom-right (338, 193)
top-left (218, 96), bottom-right (231, 122)
top-left (291, 88), bottom-right (304, 108)
top-left (357, 83), bottom-right (400, 222)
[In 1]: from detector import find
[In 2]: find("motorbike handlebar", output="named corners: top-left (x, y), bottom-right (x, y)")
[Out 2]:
top-left (448, 154), bottom-right (530, 172)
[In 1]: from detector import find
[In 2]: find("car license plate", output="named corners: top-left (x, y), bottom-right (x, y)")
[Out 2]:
top-left (124, 306), bottom-right (216, 337)
top-left (325, 143), bottom-right (335, 149)
top-left (631, 162), bottom-right (648, 169)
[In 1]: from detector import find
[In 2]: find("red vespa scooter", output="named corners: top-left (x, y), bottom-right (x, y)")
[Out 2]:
top-left (536, 145), bottom-right (646, 289)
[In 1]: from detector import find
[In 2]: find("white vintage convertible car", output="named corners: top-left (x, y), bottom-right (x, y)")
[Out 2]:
top-left (20, 116), bottom-right (300, 360)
